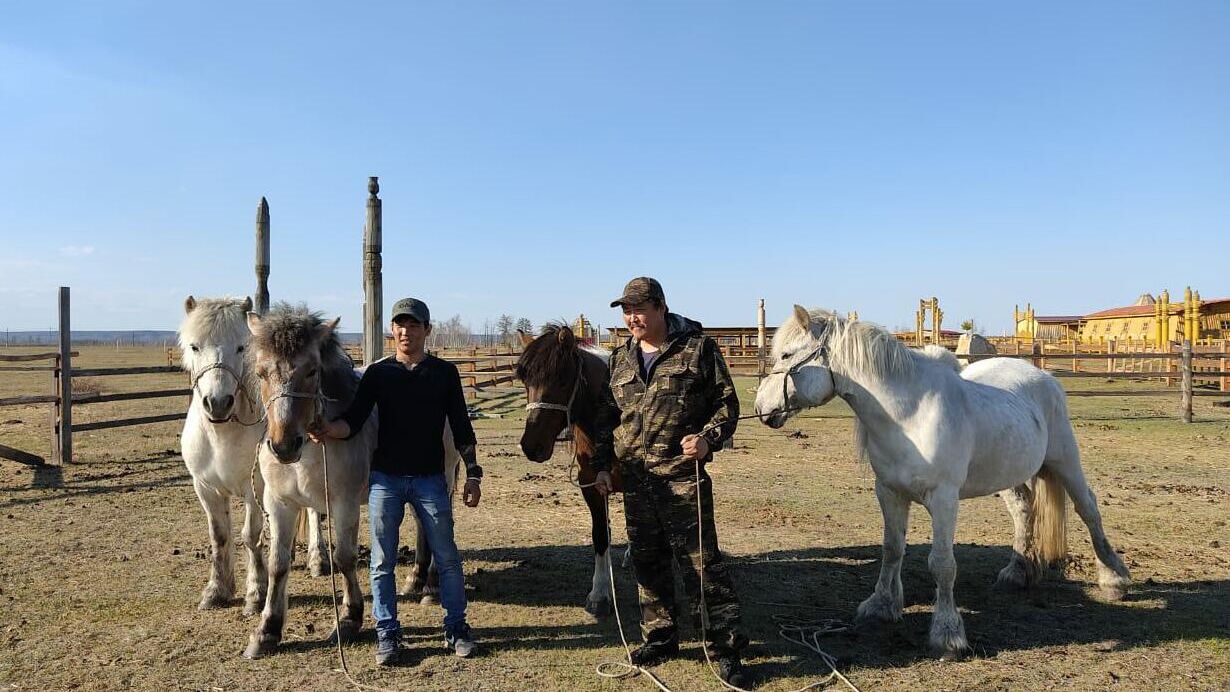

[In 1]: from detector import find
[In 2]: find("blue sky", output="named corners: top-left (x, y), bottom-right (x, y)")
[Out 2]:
top-left (2, 2), bottom-right (1227, 335)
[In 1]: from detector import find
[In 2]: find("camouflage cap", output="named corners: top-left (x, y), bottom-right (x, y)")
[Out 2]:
top-left (610, 277), bottom-right (666, 308)
top-left (390, 297), bottom-right (430, 324)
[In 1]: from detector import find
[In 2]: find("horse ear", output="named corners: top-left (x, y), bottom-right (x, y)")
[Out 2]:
top-left (241, 296), bottom-right (252, 312)
top-left (184, 296), bottom-right (196, 314)
top-left (792, 304), bottom-right (811, 327)
top-left (245, 311), bottom-right (262, 335)
top-left (557, 326), bottom-right (575, 348)
top-left (317, 317), bottom-right (341, 341)
top-left (517, 329), bottom-right (533, 347)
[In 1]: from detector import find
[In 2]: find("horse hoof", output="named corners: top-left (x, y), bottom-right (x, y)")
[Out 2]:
top-left (242, 598), bottom-right (263, 617)
top-left (938, 646), bottom-right (970, 662)
top-left (309, 559), bottom-right (332, 578)
top-left (242, 634), bottom-right (278, 659)
top-left (398, 583), bottom-right (423, 599)
top-left (994, 564), bottom-right (1032, 590)
top-left (419, 593), bottom-right (439, 606)
top-left (584, 597), bottom-right (613, 618)
top-left (854, 595), bottom-right (901, 627)
top-left (198, 591), bottom-right (233, 611)
top-left (1099, 584), bottom-right (1128, 601)
top-left (327, 620), bottom-right (361, 645)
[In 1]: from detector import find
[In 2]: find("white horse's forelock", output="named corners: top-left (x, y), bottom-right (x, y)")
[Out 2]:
top-left (178, 297), bottom-right (252, 356)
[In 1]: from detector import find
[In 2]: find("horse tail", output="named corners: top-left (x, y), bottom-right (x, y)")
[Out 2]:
top-left (1031, 466), bottom-right (1068, 571)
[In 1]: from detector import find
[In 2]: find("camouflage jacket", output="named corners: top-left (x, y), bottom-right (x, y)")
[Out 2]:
top-left (609, 313), bottom-right (739, 479)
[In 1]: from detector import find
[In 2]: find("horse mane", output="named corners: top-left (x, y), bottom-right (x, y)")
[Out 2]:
top-left (515, 322), bottom-right (577, 387)
top-left (178, 296), bottom-right (260, 401)
top-left (776, 309), bottom-right (916, 382)
top-left (252, 302), bottom-right (359, 409)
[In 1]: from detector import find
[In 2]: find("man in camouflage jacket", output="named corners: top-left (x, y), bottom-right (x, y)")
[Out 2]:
top-left (591, 277), bottom-right (748, 688)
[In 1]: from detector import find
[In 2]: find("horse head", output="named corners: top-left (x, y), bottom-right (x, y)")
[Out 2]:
top-left (755, 304), bottom-right (838, 428)
top-left (516, 324), bottom-right (583, 462)
top-left (246, 305), bottom-right (339, 463)
top-left (179, 295), bottom-right (254, 424)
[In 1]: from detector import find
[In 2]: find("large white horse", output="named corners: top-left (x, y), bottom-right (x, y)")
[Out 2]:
top-left (179, 296), bottom-right (270, 614)
top-left (754, 306), bottom-right (1130, 659)
top-left (241, 304), bottom-right (378, 658)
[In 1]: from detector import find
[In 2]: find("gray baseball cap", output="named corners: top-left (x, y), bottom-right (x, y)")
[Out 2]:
top-left (391, 297), bottom-right (430, 324)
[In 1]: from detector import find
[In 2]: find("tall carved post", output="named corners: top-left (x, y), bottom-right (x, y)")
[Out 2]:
top-left (932, 296), bottom-right (943, 345)
top-left (254, 197), bottom-right (270, 315)
top-left (57, 287), bottom-right (71, 465)
top-left (363, 177), bottom-right (384, 366)
top-left (1159, 289), bottom-right (1171, 347)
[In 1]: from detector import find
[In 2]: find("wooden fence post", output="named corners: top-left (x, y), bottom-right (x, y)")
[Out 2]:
top-left (1220, 340), bottom-right (1228, 393)
top-left (1071, 340), bottom-right (1079, 373)
top-left (57, 287), bottom-right (72, 464)
top-left (1107, 339), bottom-right (1115, 374)
top-left (757, 298), bottom-right (766, 378)
top-left (1031, 340), bottom-right (1041, 369)
top-left (1181, 340), bottom-right (1193, 423)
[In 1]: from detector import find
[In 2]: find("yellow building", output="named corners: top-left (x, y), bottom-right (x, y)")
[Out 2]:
top-left (1020, 289), bottom-right (1230, 346)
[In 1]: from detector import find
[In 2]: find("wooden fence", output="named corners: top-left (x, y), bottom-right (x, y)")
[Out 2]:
top-left (0, 288), bottom-right (190, 465)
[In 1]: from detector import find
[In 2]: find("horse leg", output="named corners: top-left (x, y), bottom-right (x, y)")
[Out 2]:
top-left (307, 509), bottom-right (331, 577)
top-left (582, 485), bottom-right (613, 617)
top-left (856, 480), bottom-right (909, 625)
top-left (1045, 450), bottom-right (1131, 600)
top-left (399, 515), bottom-right (433, 601)
top-left (326, 503), bottom-right (364, 643)
top-left (241, 489), bottom-right (268, 616)
top-left (244, 499), bottom-right (296, 659)
top-left (193, 479), bottom-right (236, 610)
top-left (995, 484), bottom-right (1038, 589)
top-left (923, 486), bottom-right (968, 659)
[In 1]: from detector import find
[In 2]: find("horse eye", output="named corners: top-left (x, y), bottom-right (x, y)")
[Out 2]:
top-left (190, 344), bottom-right (200, 352)
top-left (236, 345), bottom-right (245, 353)
top-left (306, 368), bottom-right (318, 378)
top-left (781, 352), bottom-right (793, 360)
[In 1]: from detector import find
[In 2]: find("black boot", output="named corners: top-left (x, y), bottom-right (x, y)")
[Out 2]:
top-left (715, 653), bottom-right (750, 689)
top-left (629, 639), bottom-right (679, 666)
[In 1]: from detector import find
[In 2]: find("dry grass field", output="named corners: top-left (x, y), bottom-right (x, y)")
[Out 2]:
top-left (1, 345), bottom-right (1228, 691)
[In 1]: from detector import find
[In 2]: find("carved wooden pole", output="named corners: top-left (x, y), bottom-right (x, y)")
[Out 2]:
top-left (363, 177), bottom-right (384, 365)
top-left (1181, 339), bottom-right (1193, 423)
top-left (254, 197), bottom-right (270, 315)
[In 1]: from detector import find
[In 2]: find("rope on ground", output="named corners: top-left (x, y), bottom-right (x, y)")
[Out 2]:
top-left (319, 442), bottom-right (405, 692)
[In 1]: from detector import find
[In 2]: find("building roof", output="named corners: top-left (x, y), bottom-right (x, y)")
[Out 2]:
top-left (1034, 315), bottom-right (1083, 324)
top-left (1084, 297), bottom-right (1230, 319)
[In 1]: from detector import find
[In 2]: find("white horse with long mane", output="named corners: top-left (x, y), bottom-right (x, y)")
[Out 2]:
top-left (179, 296), bottom-right (270, 614)
top-left (755, 306), bottom-right (1130, 659)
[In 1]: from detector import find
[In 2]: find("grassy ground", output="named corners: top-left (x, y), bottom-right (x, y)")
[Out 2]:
top-left (1, 346), bottom-right (1228, 691)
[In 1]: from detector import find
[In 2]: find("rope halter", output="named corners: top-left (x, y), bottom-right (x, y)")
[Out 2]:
top-left (525, 354), bottom-right (584, 437)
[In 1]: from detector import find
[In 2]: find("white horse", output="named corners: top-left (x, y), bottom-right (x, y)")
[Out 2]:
top-left (242, 304), bottom-right (378, 658)
top-left (754, 306), bottom-right (1130, 659)
top-left (179, 296), bottom-right (270, 614)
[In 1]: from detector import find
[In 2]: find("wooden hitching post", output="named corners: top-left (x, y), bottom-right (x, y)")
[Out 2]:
top-left (363, 177), bottom-right (383, 366)
top-left (1181, 340), bottom-right (1193, 423)
top-left (255, 197), bottom-right (270, 315)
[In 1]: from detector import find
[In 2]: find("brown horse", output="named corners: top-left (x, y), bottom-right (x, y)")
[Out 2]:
top-left (516, 325), bottom-right (623, 616)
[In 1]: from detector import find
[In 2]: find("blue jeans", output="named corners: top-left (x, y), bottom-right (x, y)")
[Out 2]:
top-left (369, 470), bottom-right (467, 634)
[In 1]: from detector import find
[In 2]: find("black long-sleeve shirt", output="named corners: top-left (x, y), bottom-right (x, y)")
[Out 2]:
top-left (340, 355), bottom-right (477, 477)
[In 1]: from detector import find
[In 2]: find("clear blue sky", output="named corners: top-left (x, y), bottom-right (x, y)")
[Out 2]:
top-left (2, 2), bottom-right (1227, 335)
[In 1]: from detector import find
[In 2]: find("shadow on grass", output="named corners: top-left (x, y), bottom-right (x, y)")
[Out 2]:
top-left (458, 542), bottom-right (1229, 680)
top-left (2, 451), bottom-right (188, 508)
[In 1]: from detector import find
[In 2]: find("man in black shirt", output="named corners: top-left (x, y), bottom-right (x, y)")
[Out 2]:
top-left (312, 297), bottom-right (482, 666)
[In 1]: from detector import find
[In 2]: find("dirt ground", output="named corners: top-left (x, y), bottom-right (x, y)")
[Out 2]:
top-left (1, 346), bottom-right (1228, 691)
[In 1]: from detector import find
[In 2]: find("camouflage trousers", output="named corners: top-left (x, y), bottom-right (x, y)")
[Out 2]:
top-left (622, 467), bottom-right (745, 655)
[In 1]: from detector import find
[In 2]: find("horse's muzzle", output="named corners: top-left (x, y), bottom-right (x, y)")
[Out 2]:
top-left (267, 436), bottom-right (304, 464)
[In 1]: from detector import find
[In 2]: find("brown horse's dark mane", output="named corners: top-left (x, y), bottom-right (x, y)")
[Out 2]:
top-left (515, 322), bottom-right (576, 388)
